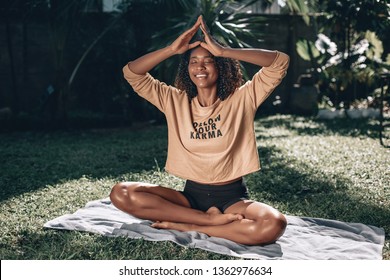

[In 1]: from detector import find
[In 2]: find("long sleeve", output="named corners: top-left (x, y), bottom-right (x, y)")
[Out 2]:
top-left (123, 64), bottom-right (179, 113)
top-left (241, 51), bottom-right (290, 109)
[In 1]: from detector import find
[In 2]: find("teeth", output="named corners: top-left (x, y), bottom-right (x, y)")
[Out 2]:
top-left (196, 74), bottom-right (207, 78)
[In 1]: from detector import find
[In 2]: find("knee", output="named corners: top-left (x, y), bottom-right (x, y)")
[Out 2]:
top-left (274, 213), bottom-right (287, 239)
top-left (109, 182), bottom-right (140, 213)
top-left (248, 213), bottom-right (287, 245)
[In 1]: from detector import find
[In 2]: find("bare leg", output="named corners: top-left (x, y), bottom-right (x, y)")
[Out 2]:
top-left (109, 182), bottom-right (243, 226)
top-left (152, 200), bottom-right (287, 245)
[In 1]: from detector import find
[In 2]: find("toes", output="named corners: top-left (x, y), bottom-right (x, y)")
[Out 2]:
top-left (151, 222), bottom-right (166, 229)
top-left (230, 213), bottom-right (243, 221)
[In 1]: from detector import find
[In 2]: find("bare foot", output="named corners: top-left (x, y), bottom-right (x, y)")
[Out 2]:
top-left (151, 221), bottom-right (193, 232)
top-left (151, 206), bottom-right (243, 231)
top-left (206, 206), bottom-right (243, 225)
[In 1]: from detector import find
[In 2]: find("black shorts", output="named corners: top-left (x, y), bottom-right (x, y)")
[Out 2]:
top-left (181, 179), bottom-right (249, 212)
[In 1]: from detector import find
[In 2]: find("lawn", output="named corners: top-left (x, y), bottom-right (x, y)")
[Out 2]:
top-left (0, 115), bottom-right (389, 259)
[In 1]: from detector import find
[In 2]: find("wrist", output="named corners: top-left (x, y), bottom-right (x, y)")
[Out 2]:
top-left (220, 47), bottom-right (232, 58)
top-left (163, 45), bottom-right (177, 57)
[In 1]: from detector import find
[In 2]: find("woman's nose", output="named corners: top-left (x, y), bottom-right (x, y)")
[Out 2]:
top-left (196, 62), bottom-right (205, 69)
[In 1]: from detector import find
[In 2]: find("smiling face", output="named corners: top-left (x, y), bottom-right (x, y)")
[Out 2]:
top-left (188, 47), bottom-right (218, 90)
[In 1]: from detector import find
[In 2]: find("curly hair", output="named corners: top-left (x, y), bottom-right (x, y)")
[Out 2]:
top-left (174, 44), bottom-right (243, 101)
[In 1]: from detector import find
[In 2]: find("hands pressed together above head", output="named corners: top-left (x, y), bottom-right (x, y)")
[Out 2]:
top-left (170, 15), bottom-right (225, 57)
top-left (127, 15), bottom-right (281, 75)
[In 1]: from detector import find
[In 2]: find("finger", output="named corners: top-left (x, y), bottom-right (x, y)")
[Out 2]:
top-left (179, 18), bottom-right (200, 40)
top-left (186, 23), bottom-right (202, 41)
top-left (189, 41), bottom-right (201, 49)
top-left (177, 29), bottom-right (198, 46)
top-left (200, 24), bottom-right (212, 42)
top-left (199, 16), bottom-right (210, 34)
top-left (182, 25), bottom-right (198, 38)
top-left (200, 41), bottom-right (211, 52)
top-left (199, 24), bottom-right (206, 34)
top-left (189, 17), bottom-right (202, 33)
top-left (200, 27), bottom-right (214, 48)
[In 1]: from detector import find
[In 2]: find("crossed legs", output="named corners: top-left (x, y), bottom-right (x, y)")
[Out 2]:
top-left (110, 181), bottom-right (287, 245)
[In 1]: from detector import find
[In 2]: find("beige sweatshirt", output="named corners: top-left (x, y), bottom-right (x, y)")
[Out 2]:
top-left (123, 51), bottom-right (289, 184)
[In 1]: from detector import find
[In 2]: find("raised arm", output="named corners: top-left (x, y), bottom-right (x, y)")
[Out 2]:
top-left (220, 48), bottom-right (277, 67)
top-left (128, 17), bottom-right (202, 75)
top-left (198, 16), bottom-right (280, 67)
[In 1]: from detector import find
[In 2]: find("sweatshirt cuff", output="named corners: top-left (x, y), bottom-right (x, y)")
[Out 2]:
top-left (267, 51), bottom-right (290, 70)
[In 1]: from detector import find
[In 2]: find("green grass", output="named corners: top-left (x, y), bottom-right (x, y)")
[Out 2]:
top-left (0, 115), bottom-right (389, 259)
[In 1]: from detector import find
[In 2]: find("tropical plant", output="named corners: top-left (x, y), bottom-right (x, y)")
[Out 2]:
top-left (319, 0), bottom-right (390, 55)
top-left (295, 0), bottom-right (390, 108)
top-left (297, 33), bottom-right (390, 108)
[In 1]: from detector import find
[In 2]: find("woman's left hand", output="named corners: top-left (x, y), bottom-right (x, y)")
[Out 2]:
top-left (199, 16), bottom-right (225, 57)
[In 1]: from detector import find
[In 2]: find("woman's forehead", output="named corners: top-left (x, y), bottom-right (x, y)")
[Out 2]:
top-left (190, 47), bottom-right (213, 58)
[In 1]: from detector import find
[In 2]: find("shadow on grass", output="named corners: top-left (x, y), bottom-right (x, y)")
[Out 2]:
top-left (0, 126), bottom-right (168, 202)
top-left (256, 115), bottom-right (381, 139)
top-left (246, 145), bottom-right (389, 234)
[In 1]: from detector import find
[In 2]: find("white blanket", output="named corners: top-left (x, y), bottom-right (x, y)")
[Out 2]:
top-left (44, 198), bottom-right (385, 260)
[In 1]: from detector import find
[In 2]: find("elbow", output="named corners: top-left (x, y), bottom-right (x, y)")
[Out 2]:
top-left (278, 51), bottom-right (290, 68)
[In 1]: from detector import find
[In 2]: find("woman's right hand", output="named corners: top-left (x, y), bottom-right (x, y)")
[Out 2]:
top-left (128, 16), bottom-right (202, 75)
top-left (169, 16), bottom-right (202, 55)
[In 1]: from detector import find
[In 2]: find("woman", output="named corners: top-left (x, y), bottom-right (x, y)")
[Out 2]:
top-left (110, 15), bottom-right (290, 245)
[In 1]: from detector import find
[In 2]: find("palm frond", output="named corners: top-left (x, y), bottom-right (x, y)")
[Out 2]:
top-left (285, 0), bottom-right (310, 25)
